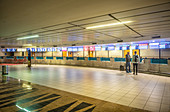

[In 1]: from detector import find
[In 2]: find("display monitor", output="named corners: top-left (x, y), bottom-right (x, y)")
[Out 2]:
top-left (149, 43), bottom-right (159, 49)
top-left (77, 46), bottom-right (83, 51)
top-left (67, 47), bottom-right (73, 51)
top-left (139, 44), bottom-right (148, 49)
top-left (122, 45), bottom-right (129, 50)
top-left (115, 46), bottom-right (121, 50)
top-left (2, 49), bottom-right (6, 52)
top-left (107, 45), bottom-right (115, 50)
top-left (159, 42), bottom-right (170, 49)
top-left (47, 48), bottom-right (52, 52)
top-left (37, 48), bottom-right (41, 52)
top-left (83, 46), bottom-right (89, 51)
top-left (31, 48), bottom-right (36, 52)
top-left (6, 48), bottom-right (11, 52)
top-left (62, 47), bottom-right (67, 51)
top-left (42, 48), bottom-right (46, 52)
top-left (90, 46), bottom-right (95, 51)
top-left (72, 47), bottom-right (78, 52)
top-left (57, 47), bottom-right (62, 51)
top-left (131, 44), bottom-right (139, 49)
top-left (95, 46), bottom-right (101, 51)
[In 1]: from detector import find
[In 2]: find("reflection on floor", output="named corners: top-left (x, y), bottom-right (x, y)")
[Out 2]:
top-left (1, 64), bottom-right (170, 112)
top-left (0, 76), bottom-right (147, 112)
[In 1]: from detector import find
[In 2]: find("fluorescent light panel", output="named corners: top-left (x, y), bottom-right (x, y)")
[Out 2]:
top-left (86, 21), bottom-right (132, 29)
top-left (17, 35), bottom-right (39, 40)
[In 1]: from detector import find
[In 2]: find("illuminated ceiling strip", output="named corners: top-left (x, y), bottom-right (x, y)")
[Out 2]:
top-left (17, 35), bottom-right (39, 40)
top-left (86, 21), bottom-right (132, 29)
top-left (16, 105), bottom-right (31, 112)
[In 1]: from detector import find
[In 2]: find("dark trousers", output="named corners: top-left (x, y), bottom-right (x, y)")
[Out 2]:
top-left (133, 63), bottom-right (138, 75)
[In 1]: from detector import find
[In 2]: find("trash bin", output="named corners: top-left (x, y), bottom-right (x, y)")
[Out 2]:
top-left (2, 65), bottom-right (8, 75)
top-left (120, 65), bottom-right (124, 71)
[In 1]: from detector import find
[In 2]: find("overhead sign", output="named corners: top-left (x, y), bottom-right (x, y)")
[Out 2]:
top-left (139, 44), bottom-right (148, 49)
top-left (83, 46), bottom-right (89, 51)
top-left (77, 46), bottom-right (83, 51)
top-left (67, 47), bottom-right (73, 52)
top-left (107, 45), bottom-right (115, 50)
top-left (149, 43), bottom-right (159, 49)
top-left (62, 47), bottom-right (67, 51)
top-left (95, 45), bottom-right (101, 51)
top-left (72, 47), bottom-right (78, 52)
top-left (90, 46), bottom-right (95, 51)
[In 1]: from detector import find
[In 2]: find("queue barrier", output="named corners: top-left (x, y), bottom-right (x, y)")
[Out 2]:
top-left (88, 57), bottom-right (97, 61)
top-left (16, 56), bottom-right (24, 59)
top-left (6, 56), bottom-right (14, 59)
top-left (151, 59), bottom-right (168, 64)
top-left (26, 57), bottom-right (34, 59)
top-left (46, 57), bottom-right (53, 60)
top-left (36, 57), bottom-right (44, 59)
top-left (77, 57), bottom-right (85, 60)
top-left (114, 58), bottom-right (125, 62)
top-left (56, 57), bottom-right (63, 60)
top-left (100, 57), bottom-right (110, 61)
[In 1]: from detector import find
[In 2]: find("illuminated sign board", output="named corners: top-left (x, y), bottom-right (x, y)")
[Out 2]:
top-left (2, 49), bottom-right (6, 52)
top-left (47, 48), bottom-right (52, 52)
top-left (107, 45), bottom-right (115, 50)
top-left (31, 48), bottom-right (36, 52)
top-left (159, 42), bottom-right (170, 49)
top-left (17, 48), bottom-right (26, 52)
top-left (83, 46), bottom-right (89, 51)
top-left (57, 47), bottom-right (62, 51)
top-left (90, 46), bottom-right (95, 51)
top-left (95, 46), bottom-right (101, 51)
top-left (131, 44), bottom-right (139, 49)
top-left (62, 47), bottom-right (67, 51)
top-left (72, 47), bottom-right (78, 52)
top-left (37, 48), bottom-right (41, 52)
top-left (52, 48), bottom-right (56, 51)
top-left (42, 48), bottom-right (46, 52)
top-left (115, 46), bottom-right (121, 50)
top-left (139, 44), bottom-right (148, 49)
top-left (77, 46), bottom-right (83, 51)
top-left (11, 48), bottom-right (16, 52)
top-left (149, 43), bottom-right (159, 49)
top-left (67, 47), bottom-right (73, 52)
top-left (102, 46), bottom-right (108, 51)
top-left (6, 48), bottom-right (11, 52)
top-left (122, 45), bottom-right (130, 50)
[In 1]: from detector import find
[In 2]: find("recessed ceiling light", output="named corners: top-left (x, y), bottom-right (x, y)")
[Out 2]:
top-left (86, 21), bottom-right (133, 29)
top-left (17, 35), bottom-right (39, 40)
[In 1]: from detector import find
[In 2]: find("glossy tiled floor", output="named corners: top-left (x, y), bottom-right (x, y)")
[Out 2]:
top-left (5, 64), bottom-right (170, 112)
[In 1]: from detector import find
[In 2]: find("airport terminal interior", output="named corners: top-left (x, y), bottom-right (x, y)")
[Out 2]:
top-left (0, 0), bottom-right (170, 112)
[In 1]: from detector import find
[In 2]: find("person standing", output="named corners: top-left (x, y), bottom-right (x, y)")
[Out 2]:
top-left (132, 51), bottom-right (139, 75)
top-left (125, 52), bottom-right (131, 73)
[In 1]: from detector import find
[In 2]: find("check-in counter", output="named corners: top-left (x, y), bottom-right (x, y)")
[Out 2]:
top-left (0, 56), bottom-right (169, 75)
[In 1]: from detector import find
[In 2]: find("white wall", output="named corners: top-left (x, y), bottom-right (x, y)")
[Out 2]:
top-left (140, 49), bottom-right (159, 58)
top-left (53, 52), bottom-right (62, 57)
top-left (109, 50), bottom-right (122, 57)
top-left (43, 52), bottom-right (53, 56)
top-left (73, 51), bottom-right (83, 57)
top-left (161, 49), bottom-right (170, 58)
top-left (14, 52), bottom-right (22, 56)
top-left (96, 51), bottom-right (108, 57)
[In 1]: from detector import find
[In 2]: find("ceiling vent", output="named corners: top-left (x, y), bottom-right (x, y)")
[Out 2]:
top-left (92, 42), bottom-right (97, 44)
top-left (117, 40), bottom-right (123, 42)
top-left (72, 44), bottom-right (76, 46)
top-left (152, 36), bottom-right (160, 39)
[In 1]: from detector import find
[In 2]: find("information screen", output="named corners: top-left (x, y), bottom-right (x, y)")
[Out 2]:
top-left (6, 48), bottom-right (11, 52)
top-left (42, 48), bottom-right (46, 52)
top-left (95, 46), bottom-right (101, 51)
top-left (131, 44), bottom-right (139, 49)
top-left (159, 42), bottom-right (170, 49)
top-left (2, 49), bottom-right (6, 52)
top-left (77, 46), bottom-right (83, 51)
top-left (115, 46), bottom-right (121, 50)
top-left (72, 47), bottom-right (78, 52)
top-left (107, 45), bottom-right (115, 50)
top-left (32, 48), bottom-right (36, 52)
top-left (67, 47), bottom-right (73, 51)
top-left (57, 47), bottom-right (62, 51)
top-left (62, 47), bottom-right (67, 51)
top-left (149, 43), bottom-right (159, 49)
top-left (139, 44), bottom-right (148, 49)
top-left (37, 48), bottom-right (41, 52)
top-left (47, 48), bottom-right (52, 52)
top-left (90, 46), bottom-right (95, 51)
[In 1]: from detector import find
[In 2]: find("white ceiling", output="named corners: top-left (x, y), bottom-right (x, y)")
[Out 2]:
top-left (0, 0), bottom-right (170, 46)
